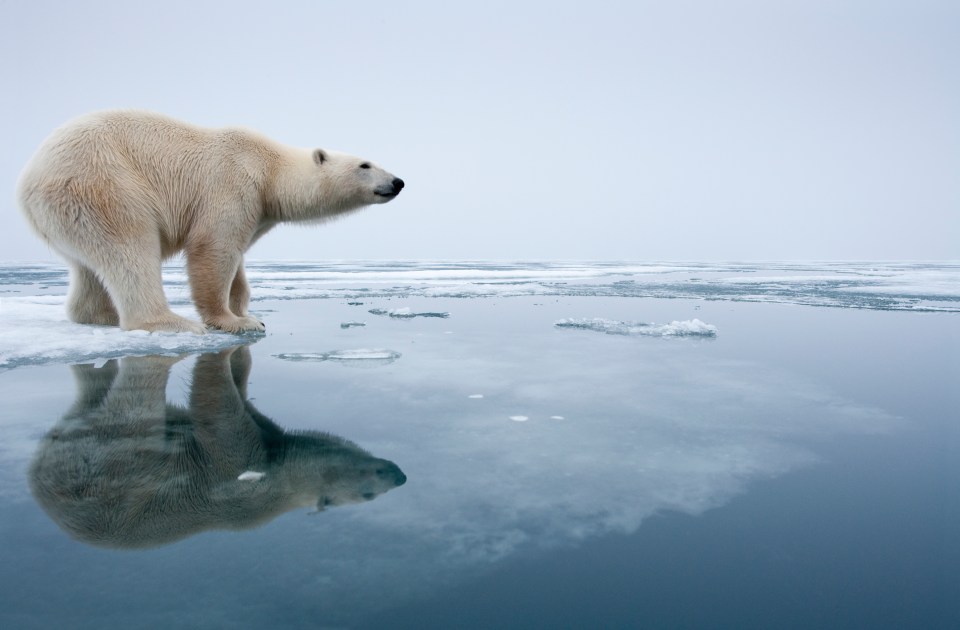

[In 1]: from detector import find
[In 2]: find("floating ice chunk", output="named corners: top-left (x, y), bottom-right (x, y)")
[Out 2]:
top-left (323, 349), bottom-right (400, 361)
top-left (509, 415), bottom-right (529, 422)
top-left (551, 416), bottom-right (565, 420)
top-left (274, 349), bottom-right (401, 366)
top-left (340, 321), bottom-right (366, 329)
top-left (468, 394), bottom-right (484, 399)
top-left (368, 307), bottom-right (450, 319)
top-left (237, 471), bottom-right (266, 482)
top-left (555, 317), bottom-right (718, 337)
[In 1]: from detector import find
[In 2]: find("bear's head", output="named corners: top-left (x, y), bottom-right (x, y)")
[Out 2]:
top-left (312, 148), bottom-right (404, 208)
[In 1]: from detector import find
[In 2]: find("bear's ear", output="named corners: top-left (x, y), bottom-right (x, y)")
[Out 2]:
top-left (312, 149), bottom-right (327, 166)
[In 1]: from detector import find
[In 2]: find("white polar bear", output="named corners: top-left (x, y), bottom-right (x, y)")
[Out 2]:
top-left (17, 110), bottom-right (404, 333)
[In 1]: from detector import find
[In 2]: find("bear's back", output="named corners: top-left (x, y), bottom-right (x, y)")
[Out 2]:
top-left (27, 110), bottom-right (211, 179)
top-left (17, 111), bottom-right (278, 240)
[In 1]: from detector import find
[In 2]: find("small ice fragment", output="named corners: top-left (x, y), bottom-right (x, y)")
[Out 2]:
top-left (237, 471), bottom-right (266, 482)
top-left (550, 415), bottom-right (565, 420)
top-left (554, 317), bottom-right (717, 337)
top-left (468, 394), bottom-right (484, 399)
top-left (324, 349), bottom-right (400, 361)
top-left (368, 307), bottom-right (450, 319)
top-left (273, 349), bottom-right (401, 366)
top-left (509, 415), bottom-right (529, 422)
top-left (340, 321), bottom-right (366, 329)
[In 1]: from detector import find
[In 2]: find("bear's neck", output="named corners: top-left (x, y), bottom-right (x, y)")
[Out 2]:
top-left (265, 152), bottom-right (323, 223)
top-left (267, 154), bottom-right (364, 224)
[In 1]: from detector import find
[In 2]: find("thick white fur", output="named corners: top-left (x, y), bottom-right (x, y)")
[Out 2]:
top-left (17, 110), bottom-right (402, 333)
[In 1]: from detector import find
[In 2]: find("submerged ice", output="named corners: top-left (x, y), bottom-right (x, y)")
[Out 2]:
top-left (556, 317), bottom-right (718, 337)
top-left (368, 307), bottom-right (450, 319)
top-left (274, 349), bottom-right (402, 365)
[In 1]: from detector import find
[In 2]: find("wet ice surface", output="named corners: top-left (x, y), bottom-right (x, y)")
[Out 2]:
top-left (0, 294), bottom-right (246, 370)
top-left (0, 261), bottom-right (958, 629)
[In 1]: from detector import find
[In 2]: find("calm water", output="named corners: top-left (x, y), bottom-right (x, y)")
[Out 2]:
top-left (0, 262), bottom-right (957, 629)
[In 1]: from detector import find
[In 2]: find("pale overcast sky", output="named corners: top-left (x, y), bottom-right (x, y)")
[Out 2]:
top-left (2, 0), bottom-right (957, 262)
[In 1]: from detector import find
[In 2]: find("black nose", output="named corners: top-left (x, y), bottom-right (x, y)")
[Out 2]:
top-left (392, 178), bottom-right (405, 192)
top-left (377, 463), bottom-right (407, 486)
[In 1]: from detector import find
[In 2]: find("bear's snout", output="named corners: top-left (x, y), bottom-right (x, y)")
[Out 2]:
top-left (376, 461), bottom-right (407, 487)
top-left (375, 177), bottom-right (405, 199)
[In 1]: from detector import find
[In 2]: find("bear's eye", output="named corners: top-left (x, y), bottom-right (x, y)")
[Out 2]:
top-left (359, 163), bottom-right (371, 169)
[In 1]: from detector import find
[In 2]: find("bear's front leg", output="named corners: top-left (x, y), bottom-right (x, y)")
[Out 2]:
top-left (186, 245), bottom-right (265, 333)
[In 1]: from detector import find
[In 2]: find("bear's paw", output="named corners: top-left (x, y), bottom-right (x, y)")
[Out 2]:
top-left (205, 315), bottom-right (266, 334)
top-left (127, 315), bottom-right (208, 335)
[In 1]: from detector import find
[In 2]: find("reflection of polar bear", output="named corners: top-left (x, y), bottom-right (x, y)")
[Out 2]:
top-left (28, 346), bottom-right (406, 549)
top-left (17, 111), bottom-right (404, 333)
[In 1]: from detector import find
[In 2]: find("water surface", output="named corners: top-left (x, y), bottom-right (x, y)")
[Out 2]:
top-left (0, 262), bottom-right (957, 628)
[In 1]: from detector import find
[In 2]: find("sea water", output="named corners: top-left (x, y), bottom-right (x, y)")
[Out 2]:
top-left (0, 261), bottom-right (957, 628)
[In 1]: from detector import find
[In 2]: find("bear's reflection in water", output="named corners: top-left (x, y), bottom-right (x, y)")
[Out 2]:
top-left (28, 346), bottom-right (406, 549)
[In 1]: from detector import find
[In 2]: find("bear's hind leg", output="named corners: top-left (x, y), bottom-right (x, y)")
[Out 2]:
top-left (91, 243), bottom-right (207, 334)
top-left (67, 262), bottom-right (120, 326)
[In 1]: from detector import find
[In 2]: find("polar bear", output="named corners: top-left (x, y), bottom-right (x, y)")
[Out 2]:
top-left (17, 110), bottom-right (404, 333)
top-left (29, 346), bottom-right (407, 548)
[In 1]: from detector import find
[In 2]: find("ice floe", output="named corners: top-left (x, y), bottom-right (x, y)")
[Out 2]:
top-left (339, 321), bottom-right (366, 328)
top-left (0, 295), bottom-right (245, 371)
top-left (273, 349), bottom-right (401, 366)
top-left (555, 317), bottom-right (718, 337)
